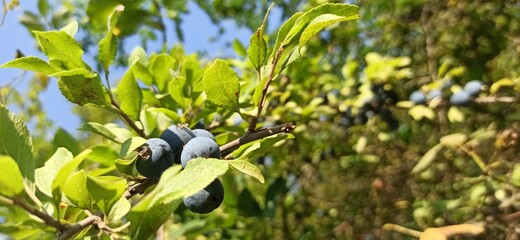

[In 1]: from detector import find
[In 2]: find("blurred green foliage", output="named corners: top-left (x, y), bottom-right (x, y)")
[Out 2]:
top-left (1, 0), bottom-right (520, 239)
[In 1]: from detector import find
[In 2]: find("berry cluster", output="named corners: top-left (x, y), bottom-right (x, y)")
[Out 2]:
top-left (409, 80), bottom-right (483, 106)
top-left (135, 125), bottom-right (224, 214)
top-left (341, 84), bottom-right (399, 128)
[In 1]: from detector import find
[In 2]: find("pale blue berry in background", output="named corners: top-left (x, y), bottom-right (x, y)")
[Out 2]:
top-left (428, 89), bottom-right (442, 99)
top-left (410, 90), bottom-right (426, 104)
top-left (463, 80), bottom-right (483, 97)
top-left (450, 91), bottom-right (471, 106)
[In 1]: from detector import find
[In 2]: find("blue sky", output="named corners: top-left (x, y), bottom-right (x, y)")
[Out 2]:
top-left (0, 2), bottom-right (271, 135)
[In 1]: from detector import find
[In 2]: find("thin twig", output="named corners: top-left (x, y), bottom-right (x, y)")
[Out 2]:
top-left (111, 100), bottom-right (146, 138)
top-left (221, 121), bottom-right (296, 156)
top-left (11, 197), bottom-right (63, 230)
top-left (248, 46), bottom-right (285, 132)
top-left (124, 178), bottom-right (159, 199)
top-left (152, 0), bottom-right (167, 47)
top-left (382, 223), bottom-right (422, 238)
top-left (57, 215), bottom-right (100, 240)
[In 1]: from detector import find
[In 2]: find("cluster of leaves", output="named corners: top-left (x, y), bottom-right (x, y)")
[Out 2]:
top-left (0, 2), bottom-right (361, 239)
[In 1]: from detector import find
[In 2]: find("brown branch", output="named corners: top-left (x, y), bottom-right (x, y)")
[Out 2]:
top-left (11, 197), bottom-right (63, 230)
top-left (124, 178), bottom-right (159, 199)
top-left (111, 100), bottom-right (146, 138)
top-left (57, 215), bottom-right (100, 240)
top-left (221, 122), bottom-right (296, 156)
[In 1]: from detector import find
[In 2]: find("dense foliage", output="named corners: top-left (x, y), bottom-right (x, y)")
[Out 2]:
top-left (1, 0), bottom-right (520, 239)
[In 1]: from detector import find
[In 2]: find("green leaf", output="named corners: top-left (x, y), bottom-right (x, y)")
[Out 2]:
top-left (232, 39), bottom-right (247, 57)
top-left (271, 12), bottom-right (303, 56)
top-left (53, 128), bottom-right (81, 156)
top-left (35, 148), bottom-right (73, 197)
top-left (108, 196), bottom-right (131, 223)
top-left (60, 21), bottom-right (79, 37)
top-left (78, 122), bottom-right (120, 143)
top-left (202, 59), bottom-right (240, 113)
top-left (119, 137), bottom-right (146, 159)
top-left (37, 0), bottom-right (49, 16)
top-left (299, 12), bottom-right (359, 49)
top-left (0, 105), bottom-right (34, 184)
top-left (511, 164), bottom-right (520, 187)
top-left (34, 30), bottom-right (85, 70)
top-left (130, 158), bottom-right (229, 239)
top-left (98, 6), bottom-right (124, 70)
top-left (49, 68), bottom-right (97, 78)
top-left (408, 105), bottom-right (436, 121)
top-left (129, 166), bottom-right (183, 239)
top-left (0, 156), bottom-right (25, 197)
top-left (0, 56), bottom-right (58, 75)
top-left (283, 3), bottom-right (359, 46)
top-left (228, 159), bottom-right (265, 183)
top-left (149, 54), bottom-right (176, 91)
top-left (51, 149), bottom-right (91, 204)
top-left (57, 75), bottom-right (110, 106)
top-left (115, 66), bottom-right (142, 120)
top-left (247, 4), bottom-right (271, 70)
top-left (88, 145), bottom-right (119, 167)
top-left (411, 144), bottom-right (443, 174)
top-left (115, 158), bottom-right (136, 176)
top-left (248, 30), bottom-right (267, 70)
top-left (168, 76), bottom-right (192, 109)
top-left (63, 170), bottom-right (92, 209)
top-left (87, 174), bottom-right (126, 214)
top-left (253, 76), bottom-right (268, 107)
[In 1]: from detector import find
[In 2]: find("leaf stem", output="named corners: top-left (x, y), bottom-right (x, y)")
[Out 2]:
top-left (111, 100), bottom-right (146, 138)
top-left (248, 46), bottom-right (285, 132)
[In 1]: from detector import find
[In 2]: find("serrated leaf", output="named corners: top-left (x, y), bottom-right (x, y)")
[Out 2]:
top-left (78, 122), bottom-right (120, 143)
top-left (149, 54), bottom-right (176, 91)
top-left (0, 105), bottom-right (34, 184)
top-left (35, 148), bottom-right (73, 197)
top-left (147, 107), bottom-right (180, 122)
top-left (87, 174), bottom-right (126, 214)
top-left (130, 159), bottom-right (229, 239)
top-left (168, 76), bottom-right (192, 109)
top-left (247, 3), bottom-right (272, 70)
top-left (51, 149), bottom-right (91, 204)
top-left (115, 158), bottom-right (136, 176)
top-left (63, 170), bottom-right (92, 209)
top-left (129, 46), bottom-right (149, 66)
top-left (57, 75), bottom-right (110, 106)
top-left (119, 137), bottom-right (146, 159)
top-left (108, 196), bottom-right (131, 223)
top-left (34, 31), bottom-right (85, 70)
top-left (115, 66), bottom-right (142, 120)
top-left (283, 3), bottom-right (359, 46)
top-left (202, 59), bottom-right (240, 113)
top-left (411, 144), bottom-right (443, 174)
top-left (60, 21), bottom-right (79, 37)
top-left (271, 12), bottom-right (303, 56)
top-left (299, 12), bottom-right (359, 49)
top-left (49, 68), bottom-right (97, 78)
top-left (228, 159), bottom-right (265, 183)
top-left (0, 156), bottom-right (25, 197)
top-left (229, 133), bottom-right (294, 159)
top-left (0, 56), bottom-right (58, 75)
top-left (88, 145), bottom-right (119, 167)
top-left (98, 35), bottom-right (118, 70)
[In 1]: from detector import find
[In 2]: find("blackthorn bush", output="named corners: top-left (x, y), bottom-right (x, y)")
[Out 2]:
top-left (135, 138), bottom-right (176, 179)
